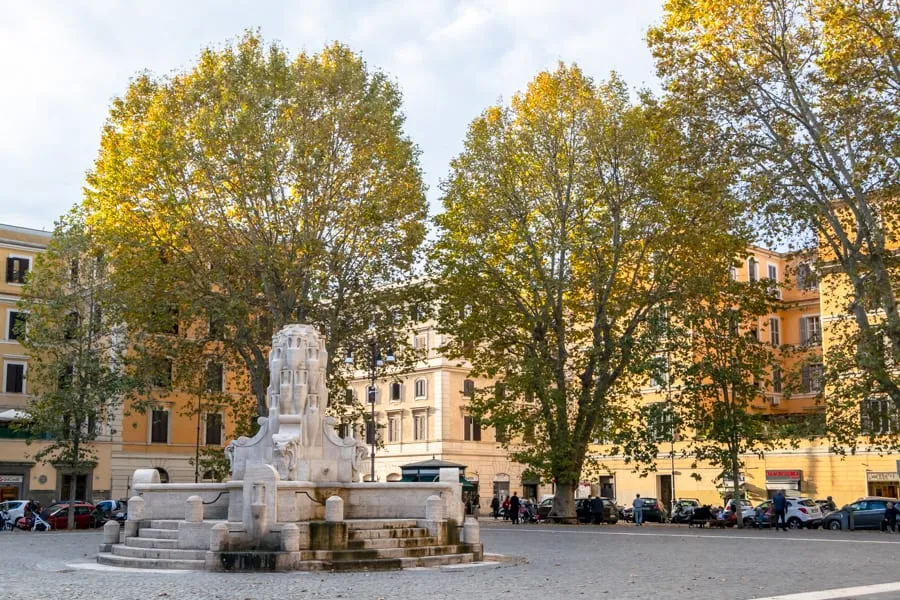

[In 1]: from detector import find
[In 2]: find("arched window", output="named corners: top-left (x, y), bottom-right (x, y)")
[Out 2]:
top-left (155, 467), bottom-right (170, 483)
top-left (414, 378), bottom-right (427, 399)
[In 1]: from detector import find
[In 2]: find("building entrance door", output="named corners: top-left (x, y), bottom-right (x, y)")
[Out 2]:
top-left (658, 474), bottom-right (673, 514)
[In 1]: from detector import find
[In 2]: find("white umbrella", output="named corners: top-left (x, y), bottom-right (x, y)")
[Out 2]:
top-left (0, 409), bottom-right (29, 422)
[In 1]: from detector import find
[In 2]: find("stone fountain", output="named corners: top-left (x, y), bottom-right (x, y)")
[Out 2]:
top-left (98, 324), bottom-right (482, 571)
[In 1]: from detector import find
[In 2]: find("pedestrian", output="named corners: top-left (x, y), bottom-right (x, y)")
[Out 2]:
top-left (882, 501), bottom-right (897, 533)
top-left (633, 494), bottom-right (644, 527)
top-left (472, 492), bottom-right (480, 516)
top-left (502, 496), bottom-right (511, 519)
top-left (772, 490), bottom-right (788, 531)
top-left (591, 495), bottom-right (605, 524)
top-left (491, 495), bottom-right (500, 520)
top-left (509, 492), bottom-right (521, 525)
top-left (824, 496), bottom-right (836, 512)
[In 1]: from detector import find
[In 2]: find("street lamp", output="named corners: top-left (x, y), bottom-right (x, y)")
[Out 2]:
top-left (345, 334), bottom-right (394, 483)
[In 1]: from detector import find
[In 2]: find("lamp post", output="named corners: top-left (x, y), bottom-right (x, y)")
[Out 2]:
top-left (345, 333), bottom-right (394, 483)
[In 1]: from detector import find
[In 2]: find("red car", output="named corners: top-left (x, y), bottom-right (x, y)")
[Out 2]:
top-left (43, 502), bottom-right (103, 529)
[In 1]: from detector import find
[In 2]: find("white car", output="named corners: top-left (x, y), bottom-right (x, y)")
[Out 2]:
top-left (725, 499), bottom-right (755, 522)
top-left (0, 500), bottom-right (28, 524)
top-left (753, 497), bottom-right (823, 529)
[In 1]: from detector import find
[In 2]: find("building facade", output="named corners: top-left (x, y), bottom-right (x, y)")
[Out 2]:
top-left (0, 224), bottom-right (115, 505)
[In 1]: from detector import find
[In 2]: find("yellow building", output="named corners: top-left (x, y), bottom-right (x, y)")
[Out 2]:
top-left (588, 246), bottom-right (900, 510)
top-left (0, 223), bottom-right (114, 505)
top-left (347, 318), bottom-right (552, 509)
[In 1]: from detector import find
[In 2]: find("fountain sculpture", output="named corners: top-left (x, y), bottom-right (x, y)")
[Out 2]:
top-left (98, 324), bottom-right (483, 571)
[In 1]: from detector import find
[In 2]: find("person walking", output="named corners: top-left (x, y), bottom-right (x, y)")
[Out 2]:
top-left (772, 490), bottom-right (788, 531)
top-left (633, 494), bottom-right (644, 527)
top-left (881, 501), bottom-right (897, 533)
top-left (502, 496), bottom-right (511, 519)
top-left (491, 495), bottom-right (500, 520)
top-left (591, 495), bottom-right (605, 525)
top-left (509, 492), bottom-right (521, 525)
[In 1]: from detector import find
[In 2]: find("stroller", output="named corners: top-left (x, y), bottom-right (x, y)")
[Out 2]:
top-left (15, 503), bottom-right (51, 532)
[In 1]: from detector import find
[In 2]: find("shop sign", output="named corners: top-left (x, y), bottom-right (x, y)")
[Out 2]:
top-left (866, 471), bottom-right (900, 482)
top-left (766, 470), bottom-right (801, 480)
top-left (0, 475), bottom-right (23, 484)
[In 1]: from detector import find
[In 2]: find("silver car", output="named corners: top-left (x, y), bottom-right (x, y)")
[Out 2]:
top-left (0, 500), bottom-right (28, 524)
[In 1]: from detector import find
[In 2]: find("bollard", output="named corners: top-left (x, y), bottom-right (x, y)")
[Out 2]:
top-left (127, 496), bottom-right (144, 521)
top-left (325, 496), bottom-right (344, 522)
top-left (426, 495), bottom-right (444, 521)
top-left (463, 516), bottom-right (480, 544)
top-left (209, 523), bottom-right (229, 552)
top-left (281, 523), bottom-right (300, 552)
top-left (103, 520), bottom-right (120, 545)
top-left (185, 495), bottom-right (204, 523)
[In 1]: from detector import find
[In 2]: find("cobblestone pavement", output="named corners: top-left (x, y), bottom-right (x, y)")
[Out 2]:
top-left (2, 521), bottom-right (899, 600)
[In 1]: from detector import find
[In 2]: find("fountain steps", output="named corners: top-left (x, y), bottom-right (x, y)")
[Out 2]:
top-left (110, 545), bottom-right (207, 560)
top-left (138, 527), bottom-right (179, 539)
top-left (348, 526), bottom-right (429, 540)
top-left (148, 520), bottom-right (181, 530)
top-left (97, 553), bottom-right (206, 570)
top-left (124, 536), bottom-right (178, 549)
top-left (347, 536), bottom-right (436, 549)
top-left (324, 544), bottom-right (471, 561)
top-left (345, 519), bottom-right (419, 530)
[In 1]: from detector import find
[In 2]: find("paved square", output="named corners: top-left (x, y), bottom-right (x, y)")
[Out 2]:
top-left (2, 522), bottom-right (898, 599)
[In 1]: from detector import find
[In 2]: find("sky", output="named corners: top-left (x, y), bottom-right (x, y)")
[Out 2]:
top-left (0, 0), bottom-right (663, 231)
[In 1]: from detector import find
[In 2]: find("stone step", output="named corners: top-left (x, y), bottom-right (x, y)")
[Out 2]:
top-left (97, 552), bottom-right (205, 570)
top-left (345, 519), bottom-right (418, 530)
top-left (112, 545), bottom-right (207, 561)
top-left (402, 553), bottom-right (474, 568)
top-left (329, 545), bottom-right (465, 561)
top-left (125, 536), bottom-right (178, 549)
top-left (348, 527), bottom-right (429, 540)
top-left (328, 558), bottom-right (404, 572)
top-left (149, 519), bottom-right (181, 530)
top-left (139, 528), bottom-right (179, 539)
top-left (347, 536), bottom-right (437, 550)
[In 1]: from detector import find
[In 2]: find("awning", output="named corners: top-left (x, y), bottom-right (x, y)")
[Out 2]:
top-left (399, 473), bottom-right (476, 491)
top-left (0, 409), bottom-right (29, 422)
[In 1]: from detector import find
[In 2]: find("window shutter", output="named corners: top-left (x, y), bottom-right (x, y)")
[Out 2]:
top-left (6, 258), bottom-right (15, 282)
top-left (801, 365), bottom-right (810, 393)
top-left (473, 418), bottom-right (481, 441)
top-left (800, 318), bottom-right (808, 345)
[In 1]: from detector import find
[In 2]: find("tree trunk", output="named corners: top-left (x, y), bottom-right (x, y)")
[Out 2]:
top-left (68, 439), bottom-right (78, 530)
top-left (731, 450), bottom-right (743, 529)
top-left (549, 482), bottom-right (577, 523)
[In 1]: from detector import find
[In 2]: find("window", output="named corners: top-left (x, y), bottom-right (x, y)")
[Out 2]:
top-left (645, 402), bottom-right (674, 443)
top-left (463, 379), bottom-right (475, 398)
top-left (464, 415), bottom-right (481, 441)
top-left (860, 398), bottom-right (899, 435)
top-left (4, 361), bottom-right (25, 394)
top-left (796, 263), bottom-right (817, 290)
top-left (208, 315), bottom-right (225, 340)
top-left (495, 423), bottom-right (508, 444)
top-left (205, 413), bottom-right (223, 445)
top-left (413, 332), bottom-right (428, 351)
top-left (149, 305), bottom-right (179, 335)
top-left (389, 382), bottom-right (402, 402)
top-left (7, 311), bottom-right (25, 341)
top-left (205, 362), bottom-right (224, 393)
top-left (414, 378), bottom-right (427, 399)
top-left (5, 256), bottom-right (30, 284)
top-left (772, 365), bottom-right (782, 394)
top-left (64, 311), bottom-right (80, 340)
top-left (800, 363), bottom-right (824, 393)
top-left (150, 409), bottom-right (169, 443)
top-left (648, 354), bottom-right (668, 388)
top-left (387, 415), bottom-right (400, 443)
top-left (800, 316), bottom-right (821, 346)
top-left (769, 317), bottom-right (780, 347)
top-left (767, 264), bottom-right (780, 298)
top-left (151, 357), bottom-right (173, 389)
top-left (729, 265), bottom-right (738, 281)
top-left (748, 257), bottom-right (758, 282)
top-left (413, 413), bottom-right (427, 441)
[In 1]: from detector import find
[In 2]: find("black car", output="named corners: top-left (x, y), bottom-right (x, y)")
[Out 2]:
top-left (623, 497), bottom-right (667, 523)
top-left (575, 498), bottom-right (618, 524)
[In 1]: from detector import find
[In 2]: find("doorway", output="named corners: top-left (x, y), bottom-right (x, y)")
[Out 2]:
top-left (658, 474), bottom-right (673, 514)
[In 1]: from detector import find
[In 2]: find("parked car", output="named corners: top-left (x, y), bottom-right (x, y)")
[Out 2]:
top-left (753, 497), bottom-right (823, 529)
top-left (0, 500), bottom-right (29, 524)
top-left (821, 497), bottom-right (897, 530)
top-left (42, 502), bottom-right (104, 529)
top-left (725, 499), bottom-right (756, 524)
top-left (574, 498), bottom-right (619, 524)
top-left (94, 499), bottom-right (126, 519)
top-left (623, 497), bottom-right (667, 523)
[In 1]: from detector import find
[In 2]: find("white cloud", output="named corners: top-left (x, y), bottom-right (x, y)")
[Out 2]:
top-left (0, 0), bottom-right (662, 229)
